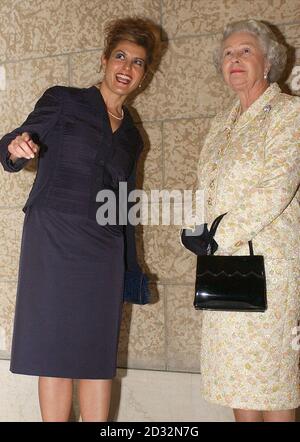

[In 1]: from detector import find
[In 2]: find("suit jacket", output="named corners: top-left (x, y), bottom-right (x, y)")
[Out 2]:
top-left (197, 82), bottom-right (300, 260)
top-left (194, 83), bottom-right (300, 409)
top-left (0, 85), bottom-right (143, 272)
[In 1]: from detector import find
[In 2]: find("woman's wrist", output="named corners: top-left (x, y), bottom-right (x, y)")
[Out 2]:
top-left (8, 152), bottom-right (18, 163)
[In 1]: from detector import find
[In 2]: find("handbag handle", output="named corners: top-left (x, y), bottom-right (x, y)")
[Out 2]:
top-left (209, 212), bottom-right (254, 256)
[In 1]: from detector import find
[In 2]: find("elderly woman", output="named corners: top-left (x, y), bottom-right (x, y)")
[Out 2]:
top-left (182, 19), bottom-right (300, 422)
top-left (0, 17), bottom-right (159, 421)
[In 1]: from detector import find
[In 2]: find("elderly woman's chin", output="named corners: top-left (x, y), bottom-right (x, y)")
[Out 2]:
top-left (225, 73), bottom-right (248, 92)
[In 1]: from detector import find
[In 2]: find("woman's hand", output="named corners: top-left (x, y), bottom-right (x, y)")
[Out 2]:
top-left (8, 132), bottom-right (39, 163)
top-left (181, 224), bottom-right (218, 256)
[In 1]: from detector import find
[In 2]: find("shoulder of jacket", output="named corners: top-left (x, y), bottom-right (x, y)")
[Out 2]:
top-left (42, 85), bottom-right (84, 102)
top-left (270, 91), bottom-right (300, 116)
top-left (265, 92), bottom-right (300, 142)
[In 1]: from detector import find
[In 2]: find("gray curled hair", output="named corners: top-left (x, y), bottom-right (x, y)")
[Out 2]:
top-left (213, 19), bottom-right (287, 82)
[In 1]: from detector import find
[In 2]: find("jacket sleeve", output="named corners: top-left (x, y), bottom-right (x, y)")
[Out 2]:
top-left (0, 86), bottom-right (62, 173)
top-left (124, 163), bottom-right (140, 271)
top-left (124, 133), bottom-right (144, 271)
top-left (214, 100), bottom-right (300, 255)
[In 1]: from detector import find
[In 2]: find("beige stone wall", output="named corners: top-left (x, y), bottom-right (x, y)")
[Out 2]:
top-left (0, 0), bottom-right (299, 373)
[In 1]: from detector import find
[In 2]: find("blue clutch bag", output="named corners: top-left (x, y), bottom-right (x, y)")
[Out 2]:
top-left (123, 270), bottom-right (151, 305)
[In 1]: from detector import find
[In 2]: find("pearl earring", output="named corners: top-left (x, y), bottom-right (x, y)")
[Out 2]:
top-left (264, 72), bottom-right (268, 79)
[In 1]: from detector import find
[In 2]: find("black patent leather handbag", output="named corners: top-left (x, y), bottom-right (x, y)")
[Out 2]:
top-left (194, 214), bottom-right (267, 312)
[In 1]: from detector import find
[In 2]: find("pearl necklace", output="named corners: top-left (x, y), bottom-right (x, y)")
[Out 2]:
top-left (107, 109), bottom-right (124, 120)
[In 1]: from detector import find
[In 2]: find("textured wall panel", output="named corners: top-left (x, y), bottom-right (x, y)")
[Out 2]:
top-left (0, 167), bottom-right (35, 208)
top-left (0, 209), bottom-right (24, 281)
top-left (136, 122), bottom-right (163, 191)
top-left (165, 284), bottom-right (202, 372)
top-left (136, 225), bottom-right (197, 284)
top-left (2, 0), bottom-right (161, 61)
top-left (163, 118), bottom-right (211, 190)
top-left (162, 0), bottom-right (300, 39)
top-left (133, 36), bottom-right (234, 121)
top-left (0, 56), bottom-right (68, 135)
top-left (118, 284), bottom-right (166, 370)
top-left (0, 281), bottom-right (17, 356)
top-left (69, 50), bottom-right (102, 89)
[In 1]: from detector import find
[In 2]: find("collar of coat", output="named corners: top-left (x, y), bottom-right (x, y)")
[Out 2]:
top-left (84, 85), bottom-right (135, 134)
top-left (224, 82), bottom-right (281, 132)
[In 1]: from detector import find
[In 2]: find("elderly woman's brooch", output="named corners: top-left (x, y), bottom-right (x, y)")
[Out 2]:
top-left (263, 104), bottom-right (272, 113)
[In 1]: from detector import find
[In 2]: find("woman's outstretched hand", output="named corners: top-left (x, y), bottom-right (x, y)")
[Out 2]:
top-left (8, 132), bottom-right (39, 163)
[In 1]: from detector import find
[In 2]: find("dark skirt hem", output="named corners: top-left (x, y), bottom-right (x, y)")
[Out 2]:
top-left (10, 366), bottom-right (116, 380)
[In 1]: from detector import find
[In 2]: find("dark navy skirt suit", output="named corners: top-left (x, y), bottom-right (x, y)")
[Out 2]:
top-left (0, 86), bottom-right (143, 379)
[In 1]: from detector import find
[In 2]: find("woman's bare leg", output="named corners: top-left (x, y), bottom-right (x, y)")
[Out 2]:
top-left (234, 408), bottom-right (295, 422)
top-left (78, 379), bottom-right (112, 422)
top-left (233, 408), bottom-right (264, 422)
top-left (263, 409), bottom-right (295, 422)
top-left (38, 377), bottom-right (73, 422)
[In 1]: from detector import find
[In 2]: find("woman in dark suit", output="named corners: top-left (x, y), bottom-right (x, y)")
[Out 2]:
top-left (0, 17), bottom-right (158, 422)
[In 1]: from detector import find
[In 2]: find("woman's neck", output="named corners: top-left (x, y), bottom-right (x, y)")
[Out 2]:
top-left (98, 82), bottom-right (125, 114)
top-left (237, 81), bottom-right (269, 113)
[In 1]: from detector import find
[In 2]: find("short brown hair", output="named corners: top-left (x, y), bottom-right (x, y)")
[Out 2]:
top-left (103, 17), bottom-right (158, 72)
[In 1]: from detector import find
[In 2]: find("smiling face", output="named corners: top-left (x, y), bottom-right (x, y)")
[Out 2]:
top-left (221, 32), bottom-right (270, 93)
top-left (101, 40), bottom-right (147, 98)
